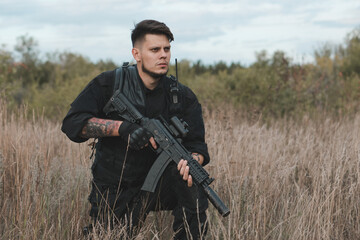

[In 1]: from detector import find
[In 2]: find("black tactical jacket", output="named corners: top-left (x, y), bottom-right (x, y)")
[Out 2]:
top-left (61, 65), bottom-right (210, 186)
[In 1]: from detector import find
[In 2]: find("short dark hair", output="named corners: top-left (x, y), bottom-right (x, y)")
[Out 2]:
top-left (131, 20), bottom-right (174, 47)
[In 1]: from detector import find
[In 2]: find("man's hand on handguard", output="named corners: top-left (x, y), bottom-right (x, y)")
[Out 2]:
top-left (118, 121), bottom-right (157, 150)
top-left (177, 153), bottom-right (204, 187)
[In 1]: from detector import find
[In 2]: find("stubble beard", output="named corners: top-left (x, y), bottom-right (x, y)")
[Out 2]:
top-left (142, 64), bottom-right (168, 79)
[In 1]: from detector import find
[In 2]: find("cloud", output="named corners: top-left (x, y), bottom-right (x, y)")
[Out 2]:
top-left (0, 0), bottom-right (359, 65)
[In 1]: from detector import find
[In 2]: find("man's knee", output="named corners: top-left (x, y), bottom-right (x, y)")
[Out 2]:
top-left (181, 185), bottom-right (209, 214)
top-left (172, 206), bottom-right (208, 240)
top-left (166, 163), bottom-right (209, 212)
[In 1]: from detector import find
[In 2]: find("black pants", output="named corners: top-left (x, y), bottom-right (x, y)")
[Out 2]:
top-left (88, 162), bottom-right (208, 239)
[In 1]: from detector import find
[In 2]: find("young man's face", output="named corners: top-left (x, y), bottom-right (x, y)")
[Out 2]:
top-left (132, 34), bottom-right (171, 79)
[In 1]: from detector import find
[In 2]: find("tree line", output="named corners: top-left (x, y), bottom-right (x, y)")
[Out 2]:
top-left (1, 27), bottom-right (359, 121)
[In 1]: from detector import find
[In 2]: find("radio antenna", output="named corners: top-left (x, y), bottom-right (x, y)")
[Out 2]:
top-left (175, 58), bottom-right (178, 80)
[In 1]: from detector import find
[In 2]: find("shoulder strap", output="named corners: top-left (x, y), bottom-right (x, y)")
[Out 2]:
top-left (168, 75), bottom-right (183, 115)
top-left (169, 75), bottom-right (179, 104)
top-left (113, 62), bottom-right (129, 94)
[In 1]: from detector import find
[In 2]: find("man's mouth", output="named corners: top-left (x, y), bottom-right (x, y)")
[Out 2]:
top-left (158, 63), bottom-right (168, 67)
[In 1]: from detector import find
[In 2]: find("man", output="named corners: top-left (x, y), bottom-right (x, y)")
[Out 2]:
top-left (61, 20), bottom-right (210, 239)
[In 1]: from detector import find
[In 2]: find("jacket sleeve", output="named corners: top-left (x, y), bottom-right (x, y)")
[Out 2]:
top-left (180, 86), bottom-right (210, 166)
top-left (61, 73), bottom-right (110, 143)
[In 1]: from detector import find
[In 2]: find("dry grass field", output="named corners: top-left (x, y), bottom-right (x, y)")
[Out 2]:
top-left (1, 100), bottom-right (360, 239)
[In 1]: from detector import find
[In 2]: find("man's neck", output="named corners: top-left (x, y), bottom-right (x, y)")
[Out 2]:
top-left (137, 65), bottom-right (161, 90)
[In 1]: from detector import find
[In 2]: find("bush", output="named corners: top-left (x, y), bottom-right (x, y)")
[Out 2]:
top-left (1, 28), bottom-right (360, 121)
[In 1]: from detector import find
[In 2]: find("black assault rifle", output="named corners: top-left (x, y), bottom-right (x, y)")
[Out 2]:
top-left (104, 90), bottom-right (230, 217)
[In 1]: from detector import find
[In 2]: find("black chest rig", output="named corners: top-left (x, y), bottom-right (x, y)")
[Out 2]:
top-left (92, 64), bottom-right (183, 185)
top-left (108, 63), bottom-right (182, 117)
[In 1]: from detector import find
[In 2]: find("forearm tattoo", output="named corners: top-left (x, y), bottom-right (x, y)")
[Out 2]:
top-left (80, 117), bottom-right (120, 138)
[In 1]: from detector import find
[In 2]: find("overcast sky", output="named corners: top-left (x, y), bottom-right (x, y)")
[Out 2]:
top-left (0, 0), bottom-right (359, 66)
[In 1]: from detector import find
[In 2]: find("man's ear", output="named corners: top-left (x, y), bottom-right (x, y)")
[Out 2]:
top-left (132, 48), bottom-right (141, 62)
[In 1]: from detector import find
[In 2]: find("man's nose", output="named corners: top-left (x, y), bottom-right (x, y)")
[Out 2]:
top-left (160, 49), bottom-right (168, 58)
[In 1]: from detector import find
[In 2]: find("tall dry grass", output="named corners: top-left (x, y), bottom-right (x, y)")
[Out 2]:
top-left (1, 99), bottom-right (360, 239)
